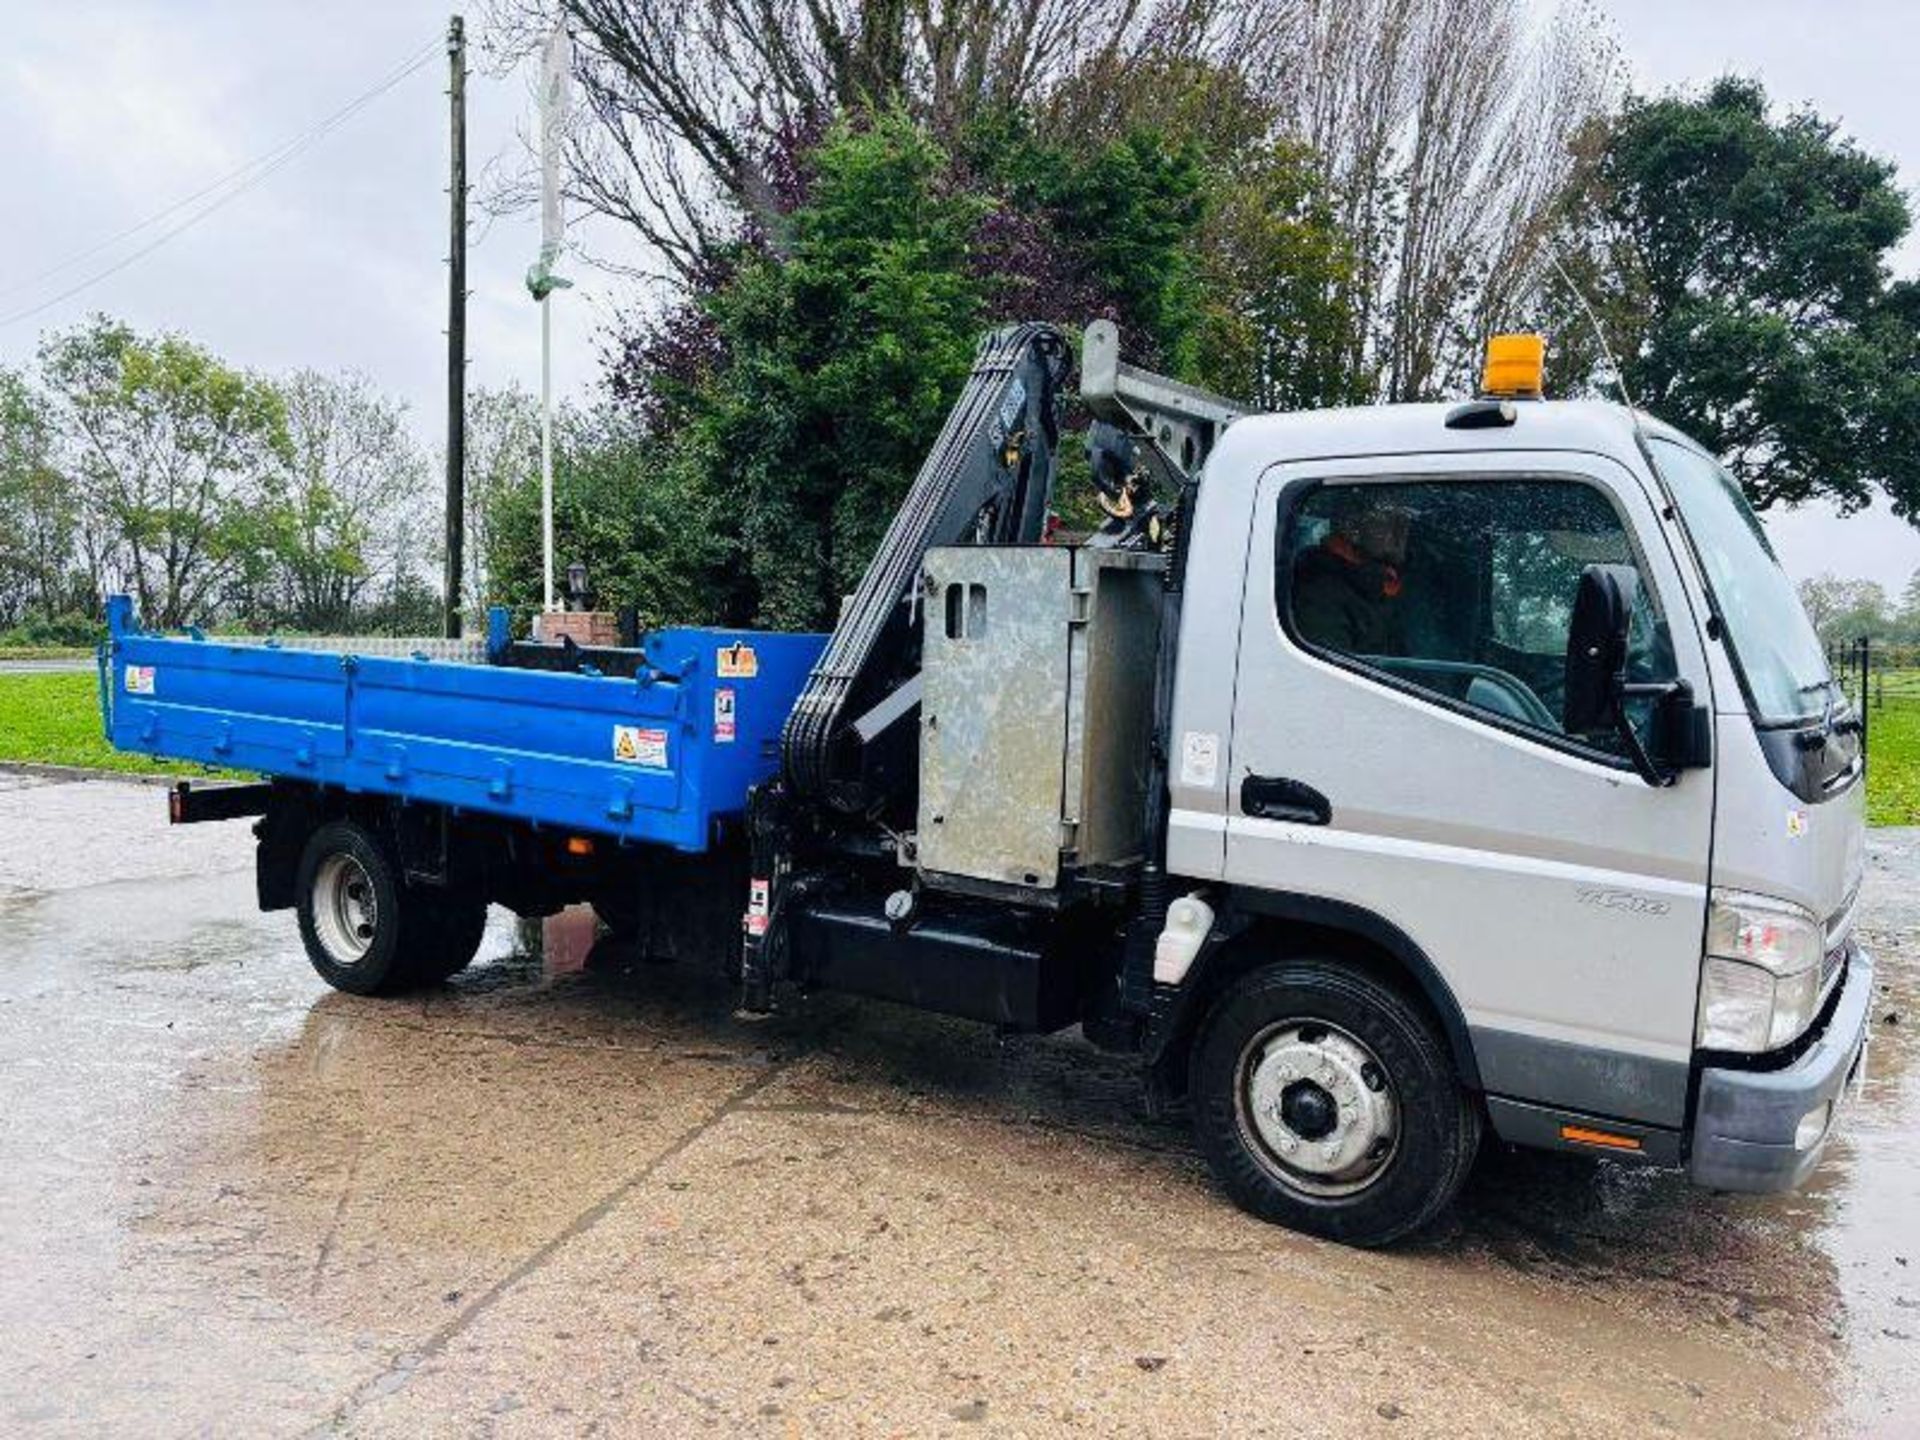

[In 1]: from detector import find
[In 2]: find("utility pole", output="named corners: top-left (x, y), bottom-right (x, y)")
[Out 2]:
top-left (443, 13), bottom-right (467, 639)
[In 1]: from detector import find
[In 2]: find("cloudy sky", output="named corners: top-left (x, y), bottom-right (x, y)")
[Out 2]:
top-left (1, 1), bottom-right (1916, 594)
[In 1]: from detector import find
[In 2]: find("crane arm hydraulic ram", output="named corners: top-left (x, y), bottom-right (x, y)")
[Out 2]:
top-left (780, 322), bottom-right (1070, 811)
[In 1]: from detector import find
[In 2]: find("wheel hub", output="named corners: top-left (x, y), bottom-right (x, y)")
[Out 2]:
top-left (313, 853), bottom-right (378, 965)
top-left (1279, 1080), bottom-right (1339, 1140)
top-left (1242, 1021), bottom-right (1398, 1197)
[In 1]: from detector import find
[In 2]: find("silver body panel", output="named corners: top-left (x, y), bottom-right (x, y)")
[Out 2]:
top-left (1704, 714), bottom-right (1865, 938)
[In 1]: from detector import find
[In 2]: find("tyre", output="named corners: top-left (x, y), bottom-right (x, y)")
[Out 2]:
top-left (413, 892), bottom-right (490, 984)
top-left (592, 887), bottom-right (676, 962)
top-left (591, 888), bottom-right (640, 937)
top-left (295, 820), bottom-right (442, 996)
top-left (1189, 959), bottom-right (1481, 1247)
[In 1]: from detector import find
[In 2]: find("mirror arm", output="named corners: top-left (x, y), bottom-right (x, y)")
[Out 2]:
top-left (1615, 679), bottom-right (1690, 788)
top-left (1613, 701), bottom-right (1671, 787)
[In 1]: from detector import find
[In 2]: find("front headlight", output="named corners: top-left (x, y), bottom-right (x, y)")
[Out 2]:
top-left (1696, 890), bottom-right (1823, 1053)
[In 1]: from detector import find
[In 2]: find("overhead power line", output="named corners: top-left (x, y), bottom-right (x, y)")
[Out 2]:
top-left (0, 35), bottom-right (442, 331)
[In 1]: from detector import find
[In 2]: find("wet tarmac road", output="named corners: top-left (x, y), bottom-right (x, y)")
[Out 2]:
top-left (0, 771), bottom-right (1913, 1437)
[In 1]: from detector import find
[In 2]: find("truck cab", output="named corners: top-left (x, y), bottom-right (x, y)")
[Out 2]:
top-left (1154, 384), bottom-right (1870, 1241)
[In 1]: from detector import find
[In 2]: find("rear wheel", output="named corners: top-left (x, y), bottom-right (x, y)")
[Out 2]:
top-left (295, 821), bottom-right (446, 996)
top-left (591, 888), bottom-right (640, 937)
top-left (413, 892), bottom-right (490, 984)
top-left (1189, 959), bottom-right (1480, 1247)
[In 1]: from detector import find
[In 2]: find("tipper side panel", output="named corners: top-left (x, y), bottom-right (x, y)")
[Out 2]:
top-left (101, 598), bottom-right (824, 853)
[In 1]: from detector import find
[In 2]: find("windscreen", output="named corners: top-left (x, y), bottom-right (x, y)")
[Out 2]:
top-left (1647, 438), bottom-right (1832, 726)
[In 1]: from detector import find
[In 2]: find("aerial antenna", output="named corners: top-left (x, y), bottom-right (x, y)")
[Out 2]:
top-left (1544, 245), bottom-right (1639, 418)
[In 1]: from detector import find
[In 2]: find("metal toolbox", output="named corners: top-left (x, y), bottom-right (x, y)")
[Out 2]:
top-left (917, 546), bottom-right (1165, 890)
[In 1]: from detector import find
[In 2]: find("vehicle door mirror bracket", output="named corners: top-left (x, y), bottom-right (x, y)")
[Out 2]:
top-left (1614, 678), bottom-right (1702, 788)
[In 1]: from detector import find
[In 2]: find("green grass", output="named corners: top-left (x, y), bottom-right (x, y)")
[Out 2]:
top-left (1866, 701), bottom-right (1920, 828)
top-left (0, 670), bottom-right (192, 776)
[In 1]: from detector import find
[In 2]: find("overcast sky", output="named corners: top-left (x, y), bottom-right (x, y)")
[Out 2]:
top-left (1, 1), bottom-right (1916, 595)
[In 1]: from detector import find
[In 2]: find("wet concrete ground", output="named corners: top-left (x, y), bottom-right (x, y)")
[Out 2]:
top-left (0, 771), bottom-right (1913, 1437)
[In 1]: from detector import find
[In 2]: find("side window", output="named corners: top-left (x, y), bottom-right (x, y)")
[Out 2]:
top-left (1279, 478), bottom-right (1674, 758)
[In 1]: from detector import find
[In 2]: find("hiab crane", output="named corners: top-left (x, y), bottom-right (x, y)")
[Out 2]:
top-left (104, 323), bottom-right (1871, 1245)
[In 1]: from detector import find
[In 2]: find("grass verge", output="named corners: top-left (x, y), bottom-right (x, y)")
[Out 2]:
top-left (0, 670), bottom-right (200, 777)
top-left (1866, 702), bottom-right (1920, 827)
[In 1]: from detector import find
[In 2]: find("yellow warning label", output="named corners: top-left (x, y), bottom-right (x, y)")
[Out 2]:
top-left (716, 642), bottom-right (758, 679)
top-left (612, 725), bottom-right (668, 767)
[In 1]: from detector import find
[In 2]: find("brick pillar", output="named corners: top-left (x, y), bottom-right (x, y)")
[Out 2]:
top-left (533, 611), bottom-right (621, 648)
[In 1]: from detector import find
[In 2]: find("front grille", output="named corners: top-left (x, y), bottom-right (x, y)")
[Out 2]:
top-left (1820, 939), bottom-right (1847, 994)
top-left (1821, 884), bottom-right (1859, 999)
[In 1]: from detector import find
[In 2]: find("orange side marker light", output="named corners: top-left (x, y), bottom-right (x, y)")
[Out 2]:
top-left (1560, 1124), bottom-right (1642, 1151)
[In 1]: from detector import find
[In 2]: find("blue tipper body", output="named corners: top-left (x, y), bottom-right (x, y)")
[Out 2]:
top-left (99, 597), bottom-right (826, 853)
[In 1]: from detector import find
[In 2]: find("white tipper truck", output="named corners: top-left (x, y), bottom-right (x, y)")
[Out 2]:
top-left (133, 325), bottom-right (1872, 1246)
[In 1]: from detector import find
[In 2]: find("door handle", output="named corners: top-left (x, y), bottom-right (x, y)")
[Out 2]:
top-left (1241, 774), bottom-right (1331, 825)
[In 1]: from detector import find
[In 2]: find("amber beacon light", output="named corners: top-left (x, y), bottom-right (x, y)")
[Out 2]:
top-left (1481, 333), bottom-right (1546, 399)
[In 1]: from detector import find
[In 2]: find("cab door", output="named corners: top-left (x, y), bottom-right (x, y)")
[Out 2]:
top-left (1222, 451), bottom-right (1714, 1127)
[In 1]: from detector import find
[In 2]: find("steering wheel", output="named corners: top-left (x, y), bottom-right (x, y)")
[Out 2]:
top-left (1359, 656), bottom-right (1560, 731)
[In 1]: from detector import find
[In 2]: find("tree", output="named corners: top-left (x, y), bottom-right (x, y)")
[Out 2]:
top-left (1899, 572), bottom-right (1920, 645)
top-left (692, 112), bottom-right (990, 628)
top-left (1556, 77), bottom-right (1920, 518)
top-left (39, 316), bottom-right (288, 628)
top-left (1188, 136), bottom-right (1365, 410)
top-left (600, 107), bottom-right (1233, 629)
top-left (1265, 0), bottom-right (1619, 400)
top-left (491, 0), bottom-right (1612, 403)
top-left (261, 370), bottom-right (433, 632)
top-left (461, 386), bottom-right (542, 624)
top-left (484, 403), bottom-right (736, 631)
top-left (0, 367), bottom-right (79, 627)
top-left (1797, 573), bottom-right (1891, 644)
top-left (952, 106), bottom-right (1207, 365)
top-left (484, 0), bottom-right (1209, 281)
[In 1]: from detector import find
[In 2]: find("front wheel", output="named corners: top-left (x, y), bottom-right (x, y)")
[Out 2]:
top-left (1189, 959), bottom-right (1480, 1247)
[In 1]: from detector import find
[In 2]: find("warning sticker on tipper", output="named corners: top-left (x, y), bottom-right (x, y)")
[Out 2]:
top-left (713, 687), bottom-right (737, 743)
top-left (124, 665), bottom-right (156, 695)
top-left (1787, 808), bottom-right (1809, 839)
top-left (716, 642), bottom-right (758, 679)
top-left (612, 725), bottom-right (669, 768)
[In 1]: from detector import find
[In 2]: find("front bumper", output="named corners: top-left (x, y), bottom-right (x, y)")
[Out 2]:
top-left (1689, 945), bottom-right (1873, 1193)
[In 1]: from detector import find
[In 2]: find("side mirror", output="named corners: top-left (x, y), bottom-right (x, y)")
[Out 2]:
top-left (1564, 563), bottom-right (1709, 786)
top-left (1564, 563), bottom-right (1638, 736)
